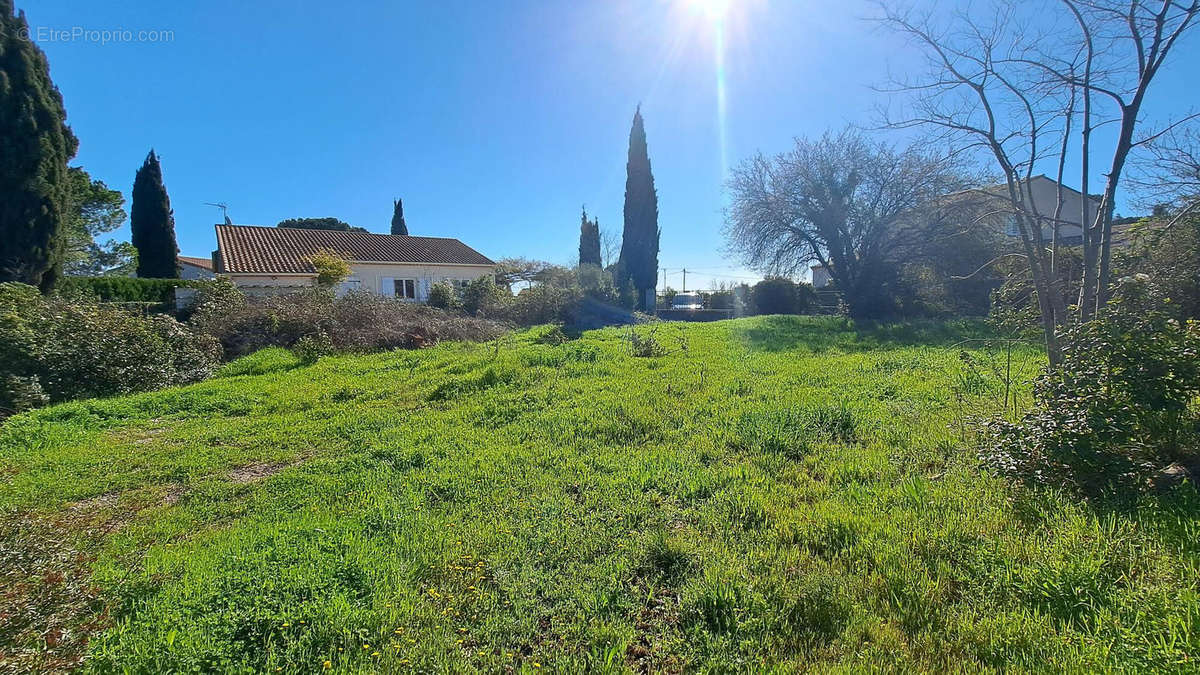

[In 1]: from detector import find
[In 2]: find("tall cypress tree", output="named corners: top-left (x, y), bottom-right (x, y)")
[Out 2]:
top-left (131, 150), bottom-right (179, 278)
top-left (0, 0), bottom-right (79, 290)
top-left (617, 105), bottom-right (660, 310)
top-left (391, 198), bottom-right (408, 235)
top-left (578, 206), bottom-right (601, 267)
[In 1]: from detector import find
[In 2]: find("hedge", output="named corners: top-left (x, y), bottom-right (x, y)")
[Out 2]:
top-left (56, 277), bottom-right (197, 305)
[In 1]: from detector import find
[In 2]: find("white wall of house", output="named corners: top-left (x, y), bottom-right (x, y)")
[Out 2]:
top-left (341, 262), bottom-right (494, 301)
top-left (811, 265), bottom-right (832, 289)
top-left (225, 262), bottom-right (494, 300)
top-left (994, 176), bottom-right (1099, 243)
top-left (223, 274), bottom-right (314, 297)
top-left (179, 262), bottom-right (215, 280)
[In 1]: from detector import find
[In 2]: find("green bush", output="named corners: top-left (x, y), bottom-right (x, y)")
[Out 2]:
top-left (1124, 215), bottom-right (1200, 323)
top-left (0, 283), bottom-right (222, 414)
top-left (293, 332), bottom-right (334, 365)
top-left (751, 277), bottom-right (812, 315)
top-left (980, 277), bottom-right (1200, 491)
top-left (493, 285), bottom-right (581, 326)
top-left (461, 275), bottom-right (509, 316)
top-left (427, 280), bottom-right (460, 310)
top-left (55, 276), bottom-right (193, 306)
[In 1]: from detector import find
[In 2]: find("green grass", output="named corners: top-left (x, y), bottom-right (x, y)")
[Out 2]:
top-left (1, 316), bottom-right (1197, 672)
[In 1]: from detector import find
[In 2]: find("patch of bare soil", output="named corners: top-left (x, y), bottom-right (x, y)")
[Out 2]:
top-left (625, 586), bottom-right (684, 674)
top-left (228, 461), bottom-right (291, 484)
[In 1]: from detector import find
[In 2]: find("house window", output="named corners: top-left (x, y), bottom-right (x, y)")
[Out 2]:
top-left (393, 278), bottom-right (417, 299)
top-left (449, 278), bottom-right (470, 290)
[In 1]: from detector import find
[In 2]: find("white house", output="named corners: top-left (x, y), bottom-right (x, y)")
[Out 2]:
top-left (179, 255), bottom-right (216, 280)
top-left (212, 224), bottom-right (495, 299)
top-left (811, 264), bottom-right (833, 289)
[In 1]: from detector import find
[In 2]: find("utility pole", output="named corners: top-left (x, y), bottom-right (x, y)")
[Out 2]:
top-left (682, 268), bottom-right (687, 292)
top-left (662, 267), bottom-right (667, 291)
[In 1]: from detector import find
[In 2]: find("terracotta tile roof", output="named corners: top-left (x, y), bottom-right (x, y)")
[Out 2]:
top-left (179, 255), bottom-right (214, 270)
top-left (214, 224), bottom-right (494, 274)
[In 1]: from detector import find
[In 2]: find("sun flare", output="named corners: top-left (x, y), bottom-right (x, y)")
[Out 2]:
top-left (686, 0), bottom-right (734, 22)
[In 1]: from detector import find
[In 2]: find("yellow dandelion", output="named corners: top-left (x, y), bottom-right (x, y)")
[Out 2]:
top-left (322, 660), bottom-right (332, 670)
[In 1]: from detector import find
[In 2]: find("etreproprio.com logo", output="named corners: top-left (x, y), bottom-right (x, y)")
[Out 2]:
top-left (5, 24), bottom-right (174, 45)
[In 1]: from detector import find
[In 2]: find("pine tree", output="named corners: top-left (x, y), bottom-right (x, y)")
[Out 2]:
top-left (391, 198), bottom-right (409, 235)
top-left (0, 0), bottom-right (79, 289)
top-left (578, 206), bottom-right (601, 267)
top-left (131, 150), bottom-right (179, 278)
top-left (617, 105), bottom-right (660, 310)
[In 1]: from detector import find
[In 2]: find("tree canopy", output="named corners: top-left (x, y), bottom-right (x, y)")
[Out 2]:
top-left (724, 127), bottom-right (976, 319)
top-left (277, 217), bottom-right (367, 233)
top-left (578, 207), bottom-right (601, 267)
top-left (62, 167), bottom-right (134, 276)
top-left (0, 0), bottom-right (79, 289)
top-left (390, 199), bottom-right (408, 236)
top-left (131, 150), bottom-right (179, 279)
top-left (617, 106), bottom-right (660, 310)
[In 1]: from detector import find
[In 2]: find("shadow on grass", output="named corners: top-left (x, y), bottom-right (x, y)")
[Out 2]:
top-left (735, 315), bottom-right (997, 353)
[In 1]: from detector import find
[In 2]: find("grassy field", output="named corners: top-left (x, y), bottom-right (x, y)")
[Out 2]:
top-left (1, 316), bottom-right (1197, 672)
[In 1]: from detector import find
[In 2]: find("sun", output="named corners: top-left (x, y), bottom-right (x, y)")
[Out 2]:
top-left (685, 0), bottom-right (734, 22)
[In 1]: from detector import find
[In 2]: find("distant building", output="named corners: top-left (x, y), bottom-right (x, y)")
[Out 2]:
top-left (178, 255), bottom-right (215, 280)
top-left (811, 264), bottom-right (833, 289)
top-left (978, 175), bottom-right (1101, 247)
top-left (212, 224), bottom-right (495, 299)
top-left (809, 176), bottom-right (1104, 290)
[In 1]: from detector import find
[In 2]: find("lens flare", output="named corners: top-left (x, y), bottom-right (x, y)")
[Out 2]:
top-left (688, 0), bottom-right (734, 21)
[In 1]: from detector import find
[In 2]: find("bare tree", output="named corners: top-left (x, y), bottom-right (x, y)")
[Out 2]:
top-left (875, 0), bottom-right (1200, 361)
top-left (723, 127), bottom-right (978, 319)
top-left (600, 228), bottom-right (621, 269)
top-left (494, 257), bottom-right (564, 289)
top-left (1132, 125), bottom-right (1200, 227)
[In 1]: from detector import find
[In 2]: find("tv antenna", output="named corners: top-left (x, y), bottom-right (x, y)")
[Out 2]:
top-left (204, 202), bottom-right (231, 224)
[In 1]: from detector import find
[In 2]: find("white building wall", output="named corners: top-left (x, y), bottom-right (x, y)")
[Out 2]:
top-left (179, 262), bottom-right (215, 280)
top-left (811, 265), bottom-right (832, 289)
top-left (226, 263), bottom-right (494, 301)
top-left (343, 263), bottom-right (493, 301)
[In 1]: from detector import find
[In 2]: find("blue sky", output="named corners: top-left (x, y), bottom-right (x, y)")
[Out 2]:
top-left (23, 0), bottom-right (1199, 291)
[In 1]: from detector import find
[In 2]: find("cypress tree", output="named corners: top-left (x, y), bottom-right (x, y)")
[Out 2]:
top-left (131, 150), bottom-right (179, 278)
top-left (0, 0), bottom-right (79, 290)
top-left (391, 198), bottom-right (408, 235)
top-left (617, 105), bottom-right (659, 310)
top-left (578, 206), bottom-right (601, 267)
